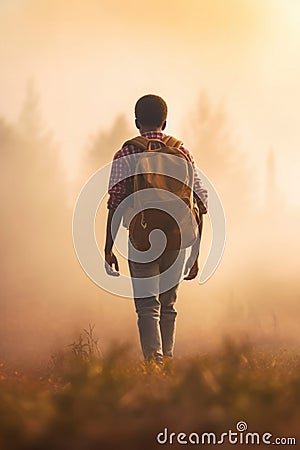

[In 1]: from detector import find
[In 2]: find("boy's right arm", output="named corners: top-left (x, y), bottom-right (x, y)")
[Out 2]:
top-left (105, 147), bottom-right (130, 275)
top-left (104, 209), bottom-right (121, 275)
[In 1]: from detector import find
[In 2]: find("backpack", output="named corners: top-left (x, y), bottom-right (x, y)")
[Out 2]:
top-left (123, 135), bottom-right (200, 251)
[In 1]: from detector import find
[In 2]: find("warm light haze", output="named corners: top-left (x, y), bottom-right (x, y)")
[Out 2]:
top-left (0, 0), bottom-right (299, 364)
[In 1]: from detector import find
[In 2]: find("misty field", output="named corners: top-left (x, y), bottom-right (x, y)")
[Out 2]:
top-left (1, 40), bottom-right (300, 450)
top-left (0, 331), bottom-right (299, 450)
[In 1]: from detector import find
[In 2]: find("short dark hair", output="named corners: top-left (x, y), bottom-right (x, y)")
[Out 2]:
top-left (135, 94), bottom-right (168, 127)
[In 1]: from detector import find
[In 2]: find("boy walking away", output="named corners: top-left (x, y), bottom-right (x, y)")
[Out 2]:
top-left (105, 95), bottom-right (208, 364)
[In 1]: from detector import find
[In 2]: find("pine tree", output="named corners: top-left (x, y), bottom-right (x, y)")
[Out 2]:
top-left (265, 147), bottom-right (284, 215)
top-left (184, 90), bottom-right (253, 219)
top-left (18, 79), bottom-right (44, 142)
top-left (86, 114), bottom-right (132, 173)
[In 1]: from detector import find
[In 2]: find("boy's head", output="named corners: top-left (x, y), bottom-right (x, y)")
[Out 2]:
top-left (135, 94), bottom-right (167, 131)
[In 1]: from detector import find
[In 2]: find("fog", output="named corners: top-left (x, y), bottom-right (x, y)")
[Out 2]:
top-left (1, 0), bottom-right (299, 366)
top-left (0, 80), bottom-right (299, 367)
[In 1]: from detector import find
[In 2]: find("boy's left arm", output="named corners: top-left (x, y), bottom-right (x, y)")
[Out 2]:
top-left (184, 213), bottom-right (203, 280)
top-left (183, 148), bottom-right (208, 280)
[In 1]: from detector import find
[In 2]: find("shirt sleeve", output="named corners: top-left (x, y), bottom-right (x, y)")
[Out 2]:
top-left (180, 145), bottom-right (208, 214)
top-left (107, 149), bottom-right (131, 210)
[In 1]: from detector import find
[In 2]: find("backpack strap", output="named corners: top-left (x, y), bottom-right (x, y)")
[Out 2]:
top-left (163, 135), bottom-right (183, 148)
top-left (123, 135), bottom-right (183, 151)
top-left (123, 136), bottom-right (149, 151)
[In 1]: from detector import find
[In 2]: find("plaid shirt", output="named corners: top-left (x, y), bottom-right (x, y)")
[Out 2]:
top-left (107, 131), bottom-right (208, 213)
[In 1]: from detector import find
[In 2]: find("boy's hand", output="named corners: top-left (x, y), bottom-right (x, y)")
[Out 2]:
top-left (184, 258), bottom-right (199, 281)
top-left (105, 252), bottom-right (120, 276)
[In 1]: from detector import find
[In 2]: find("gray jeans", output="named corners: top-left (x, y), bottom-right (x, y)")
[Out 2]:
top-left (128, 245), bottom-right (185, 362)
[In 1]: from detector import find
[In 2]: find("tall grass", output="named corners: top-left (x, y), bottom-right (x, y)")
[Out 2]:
top-left (0, 330), bottom-right (299, 450)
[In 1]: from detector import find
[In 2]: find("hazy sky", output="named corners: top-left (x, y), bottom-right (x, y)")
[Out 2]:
top-left (1, 0), bottom-right (300, 206)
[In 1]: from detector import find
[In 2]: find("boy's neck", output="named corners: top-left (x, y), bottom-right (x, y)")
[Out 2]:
top-left (139, 125), bottom-right (163, 135)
